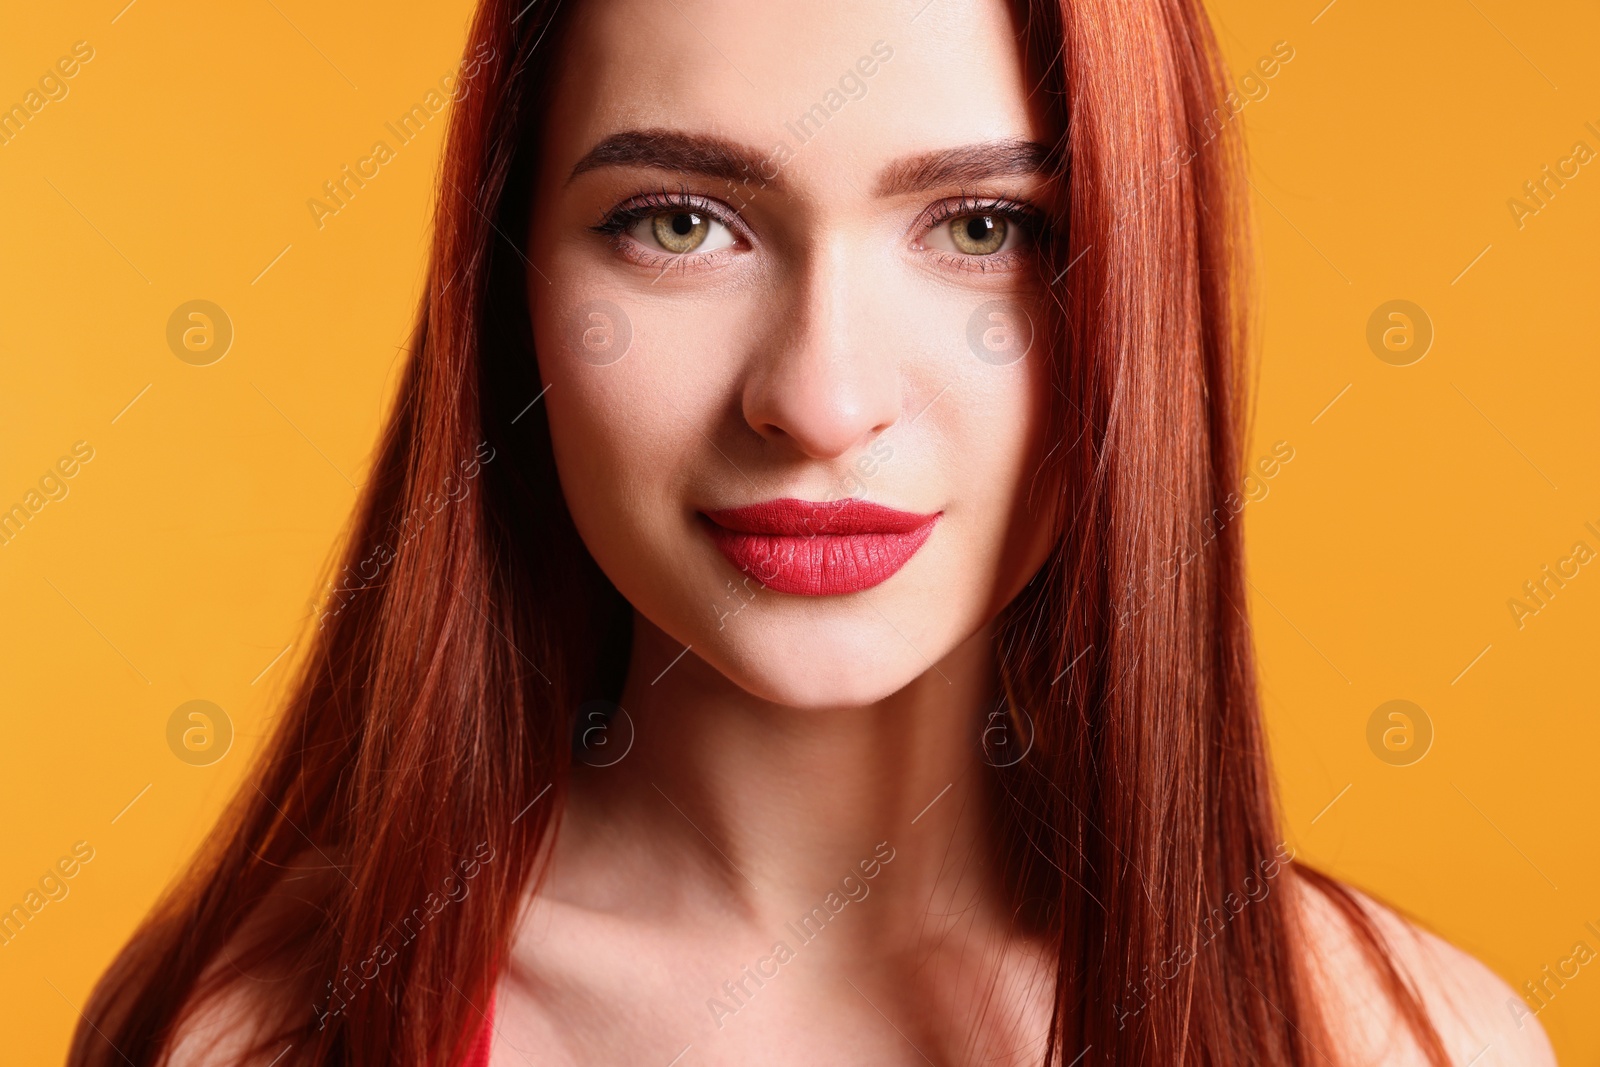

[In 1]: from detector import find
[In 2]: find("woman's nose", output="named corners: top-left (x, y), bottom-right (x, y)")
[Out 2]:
top-left (740, 258), bottom-right (902, 460)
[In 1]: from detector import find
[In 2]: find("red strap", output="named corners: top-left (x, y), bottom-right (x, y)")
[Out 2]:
top-left (460, 993), bottom-right (494, 1067)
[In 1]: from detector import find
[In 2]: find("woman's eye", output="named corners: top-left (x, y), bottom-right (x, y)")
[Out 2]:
top-left (628, 210), bottom-right (737, 255)
top-left (926, 213), bottom-right (1013, 256)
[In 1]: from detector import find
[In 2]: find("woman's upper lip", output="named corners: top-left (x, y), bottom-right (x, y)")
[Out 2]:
top-left (701, 497), bottom-right (940, 536)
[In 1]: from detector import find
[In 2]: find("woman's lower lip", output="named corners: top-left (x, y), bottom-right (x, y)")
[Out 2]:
top-left (700, 499), bottom-right (941, 596)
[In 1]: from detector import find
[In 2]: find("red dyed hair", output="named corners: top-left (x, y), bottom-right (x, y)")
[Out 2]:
top-left (71, 1), bottom-right (1451, 1064)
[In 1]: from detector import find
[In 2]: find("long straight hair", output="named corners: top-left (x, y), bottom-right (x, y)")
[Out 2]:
top-left (71, 1), bottom-right (1449, 1064)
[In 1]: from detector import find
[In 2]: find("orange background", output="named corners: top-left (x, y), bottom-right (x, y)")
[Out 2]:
top-left (1, 1), bottom-right (1595, 1062)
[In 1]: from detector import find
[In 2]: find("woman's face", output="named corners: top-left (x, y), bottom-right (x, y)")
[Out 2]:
top-left (528, 0), bottom-right (1058, 708)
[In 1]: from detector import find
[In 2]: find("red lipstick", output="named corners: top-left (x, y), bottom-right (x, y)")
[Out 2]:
top-left (700, 498), bottom-right (941, 596)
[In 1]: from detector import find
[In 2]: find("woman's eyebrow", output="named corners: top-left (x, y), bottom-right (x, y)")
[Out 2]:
top-left (567, 129), bottom-right (771, 185)
top-left (567, 129), bottom-right (1050, 195)
top-left (873, 139), bottom-right (1050, 197)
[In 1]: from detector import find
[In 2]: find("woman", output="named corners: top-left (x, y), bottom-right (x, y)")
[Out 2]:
top-left (72, 0), bottom-right (1555, 1064)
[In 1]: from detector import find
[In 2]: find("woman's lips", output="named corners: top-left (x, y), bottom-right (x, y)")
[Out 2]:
top-left (700, 498), bottom-right (941, 596)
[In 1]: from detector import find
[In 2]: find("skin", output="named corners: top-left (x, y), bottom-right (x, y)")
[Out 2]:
top-left (166, 0), bottom-right (1558, 1064)
top-left (513, 0), bottom-right (1058, 1061)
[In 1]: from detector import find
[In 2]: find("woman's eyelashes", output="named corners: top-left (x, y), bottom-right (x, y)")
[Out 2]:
top-left (916, 197), bottom-right (1040, 272)
top-left (593, 191), bottom-right (747, 269)
top-left (592, 191), bottom-right (1041, 272)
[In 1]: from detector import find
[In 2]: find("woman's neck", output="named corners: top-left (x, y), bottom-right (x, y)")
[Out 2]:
top-left (559, 611), bottom-right (1009, 939)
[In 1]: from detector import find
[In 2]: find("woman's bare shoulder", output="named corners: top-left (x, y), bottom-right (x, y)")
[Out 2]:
top-left (163, 853), bottom-right (340, 1066)
top-left (163, 983), bottom-right (285, 1067)
top-left (1292, 871), bottom-right (1556, 1067)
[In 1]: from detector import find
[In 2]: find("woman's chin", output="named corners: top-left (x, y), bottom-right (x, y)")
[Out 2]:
top-left (671, 611), bottom-right (959, 712)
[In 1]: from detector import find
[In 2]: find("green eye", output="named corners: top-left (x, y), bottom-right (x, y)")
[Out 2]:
top-left (622, 208), bottom-right (737, 257)
top-left (652, 211), bottom-right (711, 254)
top-left (948, 214), bottom-right (1007, 255)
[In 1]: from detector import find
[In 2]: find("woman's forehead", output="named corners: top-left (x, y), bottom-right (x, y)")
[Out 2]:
top-left (540, 0), bottom-right (1045, 186)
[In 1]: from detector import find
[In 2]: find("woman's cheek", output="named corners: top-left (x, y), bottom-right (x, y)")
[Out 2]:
top-left (542, 382), bottom-right (673, 614)
top-left (535, 290), bottom-right (642, 527)
top-left (543, 367), bottom-right (645, 508)
top-left (941, 297), bottom-right (1056, 600)
top-left (538, 295), bottom-right (697, 531)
